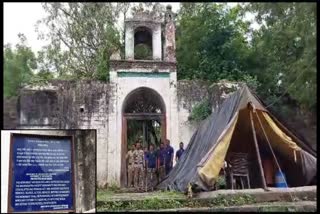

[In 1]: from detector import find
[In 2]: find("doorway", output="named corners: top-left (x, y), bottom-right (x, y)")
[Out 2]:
top-left (121, 87), bottom-right (166, 187)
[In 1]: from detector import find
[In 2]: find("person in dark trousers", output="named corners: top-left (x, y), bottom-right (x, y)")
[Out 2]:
top-left (175, 142), bottom-right (185, 162)
top-left (143, 145), bottom-right (148, 184)
top-left (164, 139), bottom-right (174, 175)
top-left (145, 144), bottom-right (157, 191)
top-left (157, 142), bottom-right (166, 182)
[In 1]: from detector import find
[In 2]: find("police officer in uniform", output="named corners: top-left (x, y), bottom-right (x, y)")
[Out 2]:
top-left (133, 141), bottom-right (145, 190)
top-left (126, 144), bottom-right (135, 188)
top-left (145, 144), bottom-right (157, 191)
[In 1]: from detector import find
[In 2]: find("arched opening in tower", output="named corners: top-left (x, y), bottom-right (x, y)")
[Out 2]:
top-left (134, 27), bottom-right (153, 60)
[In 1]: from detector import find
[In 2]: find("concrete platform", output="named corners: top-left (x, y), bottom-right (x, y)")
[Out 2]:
top-left (196, 186), bottom-right (317, 202)
top-left (101, 186), bottom-right (316, 202)
top-left (97, 186), bottom-right (317, 212)
top-left (133, 201), bottom-right (316, 212)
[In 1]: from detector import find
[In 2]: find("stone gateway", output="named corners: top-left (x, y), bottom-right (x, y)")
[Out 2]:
top-left (16, 6), bottom-right (240, 188)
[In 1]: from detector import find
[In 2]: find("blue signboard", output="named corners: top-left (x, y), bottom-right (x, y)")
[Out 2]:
top-left (9, 134), bottom-right (74, 212)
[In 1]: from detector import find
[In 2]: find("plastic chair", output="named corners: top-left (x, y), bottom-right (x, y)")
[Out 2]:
top-left (227, 152), bottom-right (251, 189)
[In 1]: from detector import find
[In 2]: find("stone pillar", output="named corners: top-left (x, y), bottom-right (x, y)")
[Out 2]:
top-left (125, 24), bottom-right (134, 60)
top-left (152, 24), bottom-right (162, 60)
top-left (164, 5), bottom-right (176, 62)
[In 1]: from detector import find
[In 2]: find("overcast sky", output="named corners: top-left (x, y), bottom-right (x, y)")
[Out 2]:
top-left (4, 2), bottom-right (258, 53)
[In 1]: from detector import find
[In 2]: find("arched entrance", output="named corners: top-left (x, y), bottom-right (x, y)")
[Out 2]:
top-left (121, 87), bottom-right (166, 187)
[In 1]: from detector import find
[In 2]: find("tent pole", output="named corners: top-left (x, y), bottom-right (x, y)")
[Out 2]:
top-left (249, 109), bottom-right (268, 190)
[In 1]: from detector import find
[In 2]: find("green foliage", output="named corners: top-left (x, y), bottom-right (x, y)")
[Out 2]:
top-left (134, 43), bottom-right (152, 60)
top-left (107, 182), bottom-right (121, 192)
top-left (97, 193), bottom-right (256, 211)
top-left (36, 3), bottom-right (123, 81)
top-left (244, 3), bottom-right (317, 112)
top-left (35, 3), bottom-right (166, 81)
top-left (189, 99), bottom-right (212, 121)
top-left (176, 3), bottom-right (252, 82)
top-left (4, 34), bottom-right (36, 97)
top-left (7, 3), bottom-right (315, 130)
top-left (98, 198), bottom-right (184, 211)
top-left (176, 2), bottom-right (316, 127)
top-left (240, 74), bottom-right (260, 92)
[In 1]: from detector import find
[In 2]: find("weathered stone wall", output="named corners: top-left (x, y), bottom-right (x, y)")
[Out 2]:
top-left (19, 80), bottom-right (113, 129)
top-left (0, 130), bottom-right (96, 213)
top-left (3, 97), bottom-right (18, 129)
top-left (177, 80), bottom-right (241, 145)
top-left (13, 80), bottom-right (241, 187)
top-left (17, 80), bottom-right (113, 189)
top-left (11, 79), bottom-right (316, 188)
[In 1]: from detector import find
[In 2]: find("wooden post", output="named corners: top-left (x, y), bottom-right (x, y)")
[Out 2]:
top-left (249, 109), bottom-right (268, 190)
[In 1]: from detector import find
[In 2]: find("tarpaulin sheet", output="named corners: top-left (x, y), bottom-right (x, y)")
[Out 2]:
top-left (157, 85), bottom-right (317, 192)
top-left (198, 113), bottom-right (238, 188)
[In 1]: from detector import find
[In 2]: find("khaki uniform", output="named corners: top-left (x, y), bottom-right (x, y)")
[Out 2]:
top-left (126, 150), bottom-right (134, 188)
top-left (133, 149), bottom-right (145, 189)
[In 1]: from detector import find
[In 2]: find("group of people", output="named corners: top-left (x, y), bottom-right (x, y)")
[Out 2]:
top-left (126, 139), bottom-right (185, 191)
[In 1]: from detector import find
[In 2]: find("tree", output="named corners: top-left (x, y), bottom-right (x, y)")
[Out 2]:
top-left (4, 34), bottom-right (36, 97)
top-left (36, 3), bottom-right (124, 81)
top-left (245, 3), bottom-right (317, 112)
top-left (36, 3), bottom-right (167, 81)
top-left (176, 3), bottom-right (254, 84)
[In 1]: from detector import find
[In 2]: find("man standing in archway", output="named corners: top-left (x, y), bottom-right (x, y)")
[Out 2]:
top-left (146, 144), bottom-right (157, 191)
top-left (164, 139), bottom-right (174, 175)
top-left (126, 144), bottom-right (136, 188)
top-left (175, 142), bottom-right (185, 162)
top-left (133, 141), bottom-right (145, 190)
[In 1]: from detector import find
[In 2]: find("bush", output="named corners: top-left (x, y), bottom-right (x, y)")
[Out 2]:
top-left (134, 43), bottom-right (152, 60)
top-left (189, 99), bottom-right (212, 122)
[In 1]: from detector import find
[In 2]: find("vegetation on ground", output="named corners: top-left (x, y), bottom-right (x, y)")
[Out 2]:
top-left (97, 188), bottom-right (183, 201)
top-left (97, 193), bottom-right (256, 211)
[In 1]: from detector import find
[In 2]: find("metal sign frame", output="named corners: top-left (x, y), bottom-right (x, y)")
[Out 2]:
top-left (7, 133), bottom-right (76, 213)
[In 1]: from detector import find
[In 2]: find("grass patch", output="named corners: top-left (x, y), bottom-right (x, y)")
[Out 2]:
top-left (97, 193), bottom-right (256, 211)
top-left (96, 188), bottom-right (184, 201)
top-left (97, 189), bottom-right (116, 202)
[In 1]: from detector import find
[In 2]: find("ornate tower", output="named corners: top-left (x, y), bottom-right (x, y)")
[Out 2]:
top-left (108, 5), bottom-right (179, 186)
